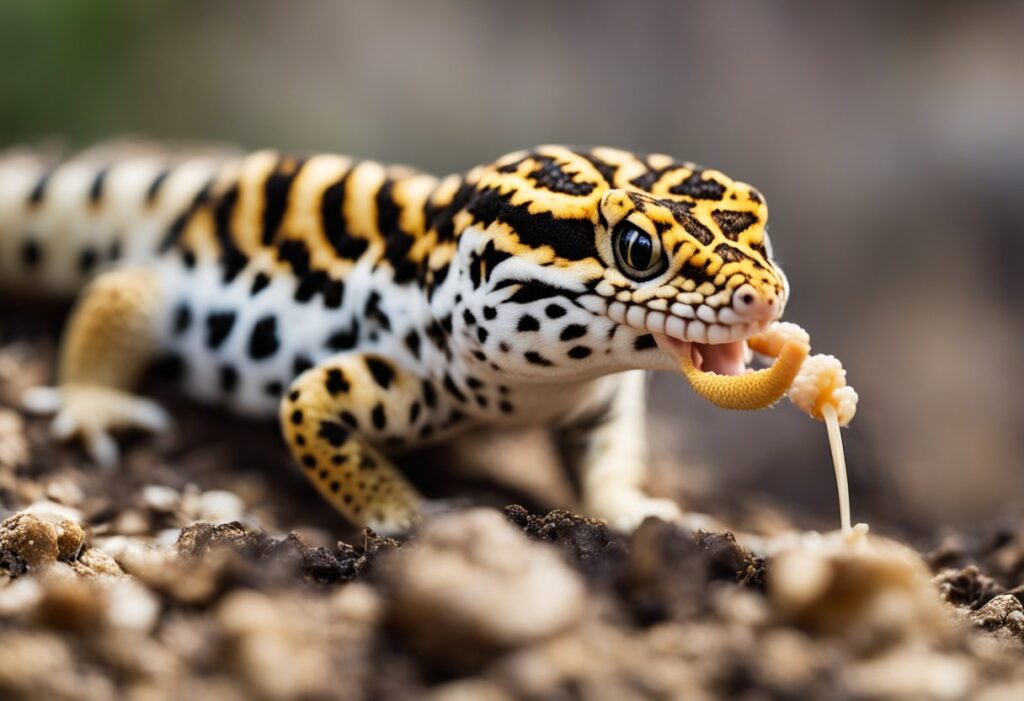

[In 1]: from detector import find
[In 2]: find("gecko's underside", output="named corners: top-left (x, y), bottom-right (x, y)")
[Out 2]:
top-left (0, 143), bottom-right (787, 533)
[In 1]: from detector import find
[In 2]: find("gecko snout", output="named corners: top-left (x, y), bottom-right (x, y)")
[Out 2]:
top-left (730, 284), bottom-right (781, 322)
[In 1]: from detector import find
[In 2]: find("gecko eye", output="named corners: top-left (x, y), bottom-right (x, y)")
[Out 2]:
top-left (613, 222), bottom-right (665, 280)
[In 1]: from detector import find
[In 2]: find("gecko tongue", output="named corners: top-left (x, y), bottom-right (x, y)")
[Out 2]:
top-left (655, 335), bottom-right (748, 376)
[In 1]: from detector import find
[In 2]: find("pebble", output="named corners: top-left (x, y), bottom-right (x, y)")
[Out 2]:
top-left (385, 508), bottom-right (586, 666)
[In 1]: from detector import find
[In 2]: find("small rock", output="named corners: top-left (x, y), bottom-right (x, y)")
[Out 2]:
top-left (141, 485), bottom-right (181, 513)
top-left (175, 521), bottom-right (263, 558)
top-left (0, 513), bottom-right (59, 567)
top-left (0, 409), bottom-right (28, 468)
top-left (196, 490), bottom-right (246, 524)
top-left (935, 565), bottom-right (1004, 609)
top-left (970, 594), bottom-right (1024, 645)
top-left (385, 508), bottom-right (586, 670)
top-left (74, 547), bottom-right (124, 578)
top-left (769, 530), bottom-right (949, 643)
top-left (104, 578), bottom-right (160, 632)
top-left (54, 520), bottom-right (85, 561)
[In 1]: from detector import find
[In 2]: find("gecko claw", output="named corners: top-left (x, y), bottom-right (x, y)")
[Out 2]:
top-left (22, 384), bottom-right (171, 468)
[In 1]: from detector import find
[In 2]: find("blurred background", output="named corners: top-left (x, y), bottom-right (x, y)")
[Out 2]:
top-left (1, 1), bottom-right (1021, 535)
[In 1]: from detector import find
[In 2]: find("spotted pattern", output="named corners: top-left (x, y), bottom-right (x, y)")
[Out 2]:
top-left (1, 143), bottom-right (787, 533)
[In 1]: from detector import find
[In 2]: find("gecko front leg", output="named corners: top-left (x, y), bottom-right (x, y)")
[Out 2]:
top-left (22, 266), bottom-right (171, 467)
top-left (279, 353), bottom-right (440, 534)
top-left (558, 370), bottom-right (693, 532)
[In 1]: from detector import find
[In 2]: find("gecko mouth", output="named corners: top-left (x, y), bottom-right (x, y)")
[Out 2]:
top-left (654, 334), bottom-right (748, 376)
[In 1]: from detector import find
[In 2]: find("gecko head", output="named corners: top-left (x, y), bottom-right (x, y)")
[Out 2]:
top-left (450, 147), bottom-right (788, 381)
top-left (592, 181), bottom-right (788, 375)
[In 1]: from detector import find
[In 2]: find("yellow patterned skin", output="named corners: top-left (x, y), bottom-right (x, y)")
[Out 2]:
top-left (3, 143), bottom-right (790, 533)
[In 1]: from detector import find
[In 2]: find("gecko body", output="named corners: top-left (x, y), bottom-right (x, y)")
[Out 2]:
top-left (0, 143), bottom-right (786, 532)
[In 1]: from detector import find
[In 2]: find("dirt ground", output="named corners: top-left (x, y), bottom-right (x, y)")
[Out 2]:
top-left (3, 307), bottom-right (1024, 701)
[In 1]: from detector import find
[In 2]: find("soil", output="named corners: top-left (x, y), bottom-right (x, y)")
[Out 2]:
top-left (3, 305), bottom-right (1024, 701)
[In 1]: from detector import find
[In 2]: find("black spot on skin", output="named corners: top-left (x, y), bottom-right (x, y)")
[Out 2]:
top-left (377, 178), bottom-right (419, 284)
top-left (517, 315), bottom-right (540, 332)
top-left (205, 311), bottom-right (237, 349)
top-left (466, 376), bottom-right (483, 390)
top-left (318, 420), bottom-right (350, 447)
top-left (249, 316), bottom-right (280, 360)
top-left (467, 187), bottom-right (599, 262)
top-left (525, 155), bottom-right (596, 196)
top-left (712, 210), bottom-right (758, 239)
top-left (212, 184), bottom-right (248, 284)
top-left (505, 281), bottom-right (576, 305)
top-left (294, 270), bottom-right (330, 303)
top-left (20, 240), bottom-right (41, 268)
top-left (87, 167), bottom-right (109, 204)
top-left (262, 158), bottom-right (304, 245)
top-left (145, 168), bottom-right (171, 204)
top-left (476, 327), bottom-right (489, 344)
top-left (409, 401), bottom-right (421, 423)
top-left (366, 358), bottom-right (395, 390)
top-left (471, 350), bottom-right (487, 362)
top-left (359, 456), bottom-right (377, 471)
top-left (475, 395), bottom-right (488, 408)
top-left (545, 304), bottom-right (566, 319)
top-left (483, 306), bottom-right (497, 320)
top-left (524, 351), bottom-right (553, 367)
top-left (499, 342), bottom-right (511, 353)
top-left (293, 355), bottom-right (313, 376)
top-left (670, 171), bottom-right (727, 200)
top-left (634, 333), bottom-right (658, 351)
top-left (568, 346), bottom-right (592, 359)
top-left (173, 304), bottom-right (191, 335)
top-left (182, 250), bottom-right (196, 269)
top-left (443, 374), bottom-right (467, 403)
top-left (250, 272), bottom-right (270, 296)
top-left (302, 455), bottom-right (317, 468)
top-left (421, 380), bottom-right (437, 409)
top-left (78, 247), bottom-right (98, 274)
top-left (340, 411), bottom-right (359, 428)
top-left (575, 149), bottom-right (619, 187)
top-left (499, 400), bottom-right (514, 414)
top-left (323, 280), bottom-right (344, 308)
top-left (463, 309), bottom-right (476, 326)
top-left (289, 390), bottom-right (300, 402)
top-left (371, 403), bottom-right (387, 430)
top-left (326, 320), bottom-right (360, 351)
top-left (264, 380), bottom-right (283, 397)
top-left (404, 330), bottom-right (421, 360)
top-left (330, 481), bottom-right (340, 493)
top-left (430, 180), bottom-right (476, 244)
top-left (426, 320), bottom-right (446, 350)
top-left (714, 243), bottom-right (757, 264)
top-left (325, 368), bottom-right (350, 395)
top-left (290, 409), bottom-right (304, 425)
top-left (279, 239), bottom-right (311, 277)
top-left (364, 292), bottom-right (391, 331)
top-left (28, 169), bottom-right (53, 206)
top-left (322, 169), bottom-right (370, 259)
top-left (151, 353), bottom-right (186, 383)
top-left (560, 324), bottom-right (587, 341)
top-left (297, 435), bottom-right (307, 447)
top-left (219, 364), bottom-right (239, 393)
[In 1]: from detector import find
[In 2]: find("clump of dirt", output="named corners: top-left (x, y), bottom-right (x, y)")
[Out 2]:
top-left (4, 322), bottom-right (1024, 699)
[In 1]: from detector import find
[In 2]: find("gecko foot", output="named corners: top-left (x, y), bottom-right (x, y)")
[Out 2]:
top-left (22, 384), bottom-right (170, 468)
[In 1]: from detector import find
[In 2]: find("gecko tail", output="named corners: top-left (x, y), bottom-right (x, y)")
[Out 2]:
top-left (0, 139), bottom-right (237, 297)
